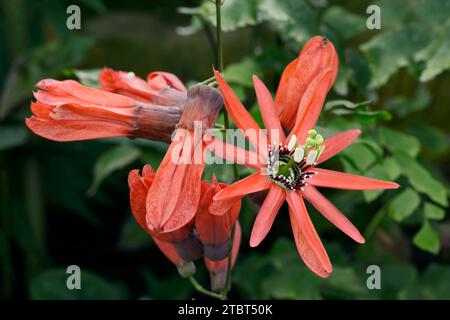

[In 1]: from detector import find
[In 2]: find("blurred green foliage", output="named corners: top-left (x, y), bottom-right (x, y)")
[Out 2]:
top-left (0, 0), bottom-right (449, 300)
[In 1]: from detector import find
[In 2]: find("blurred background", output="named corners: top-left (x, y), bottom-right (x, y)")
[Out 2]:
top-left (0, 0), bottom-right (449, 299)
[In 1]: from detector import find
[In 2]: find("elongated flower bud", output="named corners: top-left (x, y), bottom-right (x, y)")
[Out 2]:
top-left (275, 36), bottom-right (338, 131)
top-left (26, 78), bottom-right (183, 143)
top-left (204, 222), bottom-right (241, 292)
top-left (128, 164), bottom-right (202, 272)
top-left (195, 177), bottom-right (241, 261)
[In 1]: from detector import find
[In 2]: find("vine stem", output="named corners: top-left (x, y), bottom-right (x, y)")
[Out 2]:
top-left (215, 0), bottom-right (239, 180)
top-left (214, 0), bottom-right (238, 300)
top-left (189, 277), bottom-right (224, 299)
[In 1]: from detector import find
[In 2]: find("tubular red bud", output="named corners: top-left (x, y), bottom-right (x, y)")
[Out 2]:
top-left (26, 78), bottom-right (183, 143)
top-left (275, 36), bottom-right (338, 131)
top-left (128, 164), bottom-right (201, 268)
top-left (204, 222), bottom-right (241, 292)
top-left (195, 178), bottom-right (241, 261)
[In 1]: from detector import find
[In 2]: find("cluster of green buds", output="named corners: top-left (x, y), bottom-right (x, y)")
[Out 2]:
top-left (287, 129), bottom-right (325, 166)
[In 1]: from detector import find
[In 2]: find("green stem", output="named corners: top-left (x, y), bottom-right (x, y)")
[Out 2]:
top-left (215, 0), bottom-right (238, 180)
top-left (198, 76), bottom-right (216, 85)
top-left (189, 276), bottom-right (223, 299)
top-left (215, 0), bottom-right (223, 72)
top-left (215, 0), bottom-right (238, 300)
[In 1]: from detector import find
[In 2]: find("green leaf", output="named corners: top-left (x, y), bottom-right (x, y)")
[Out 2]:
top-left (263, 266), bottom-right (321, 299)
top-left (324, 100), bottom-right (371, 112)
top-left (341, 143), bottom-right (377, 172)
top-left (363, 157), bottom-right (401, 202)
top-left (424, 202), bottom-right (445, 221)
top-left (0, 126), bottom-right (28, 151)
top-left (413, 220), bottom-right (440, 254)
top-left (322, 267), bottom-right (365, 299)
top-left (30, 269), bottom-right (127, 299)
top-left (379, 127), bottom-right (421, 158)
top-left (325, 100), bottom-right (391, 122)
top-left (88, 144), bottom-right (141, 195)
top-left (418, 24), bottom-right (450, 81)
top-left (395, 151), bottom-right (448, 206)
top-left (321, 6), bottom-right (366, 40)
top-left (223, 56), bottom-right (263, 87)
top-left (361, 25), bottom-right (429, 88)
top-left (388, 188), bottom-right (421, 222)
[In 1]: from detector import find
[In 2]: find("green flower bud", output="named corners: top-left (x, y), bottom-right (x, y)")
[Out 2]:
top-left (308, 129), bottom-right (317, 137)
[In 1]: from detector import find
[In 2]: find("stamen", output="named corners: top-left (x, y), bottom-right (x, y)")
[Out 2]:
top-left (294, 147), bottom-right (304, 163)
top-left (266, 129), bottom-right (325, 191)
top-left (306, 150), bottom-right (317, 165)
top-left (288, 135), bottom-right (297, 151)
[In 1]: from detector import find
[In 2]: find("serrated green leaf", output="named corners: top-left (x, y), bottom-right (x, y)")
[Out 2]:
top-left (388, 188), bottom-right (421, 222)
top-left (413, 220), bottom-right (440, 254)
top-left (424, 202), bottom-right (445, 221)
top-left (88, 144), bottom-right (140, 195)
top-left (395, 152), bottom-right (448, 206)
top-left (269, 0), bottom-right (318, 45)
top-left (361, 26), bottom-right (429, 88)
top-left (322, 6), bottom-right (366, 40)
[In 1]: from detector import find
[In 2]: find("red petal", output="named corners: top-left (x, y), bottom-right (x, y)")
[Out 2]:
top-left (153, 238), bottom-right (186, 266)
top-left (250, 186), bottom-right (285, 247)
top-left (145, 130), bottom-right (204, 233)
top-left (318, 129), bottom-right (361, 164)
top-left (206, 136), bottom-right (261, 170)
top-left (309, 168), bottom-right (400, 190)
top-left (147, 71), bottom-right (187, 92)
top-left (128, 167), bottom-right (153, 230)
top-left (214, 69), bottom-right (266, 154)
top-left (25, 117), bottom-right (130, 141)
top-left (30, 101), bottom-right (52, 119)
top-left (288, 69), bottom-right (334, 142)
top-left (213, 172), bottom-right (271, 201)
top-left (50, 79), bottom-right (136, 107)
top-left (286, 191), bottom-right (332, 278)
top-left (302, 186), bottom-right (365, 243)
top-left (252, 75), bottom-right (286, 144)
